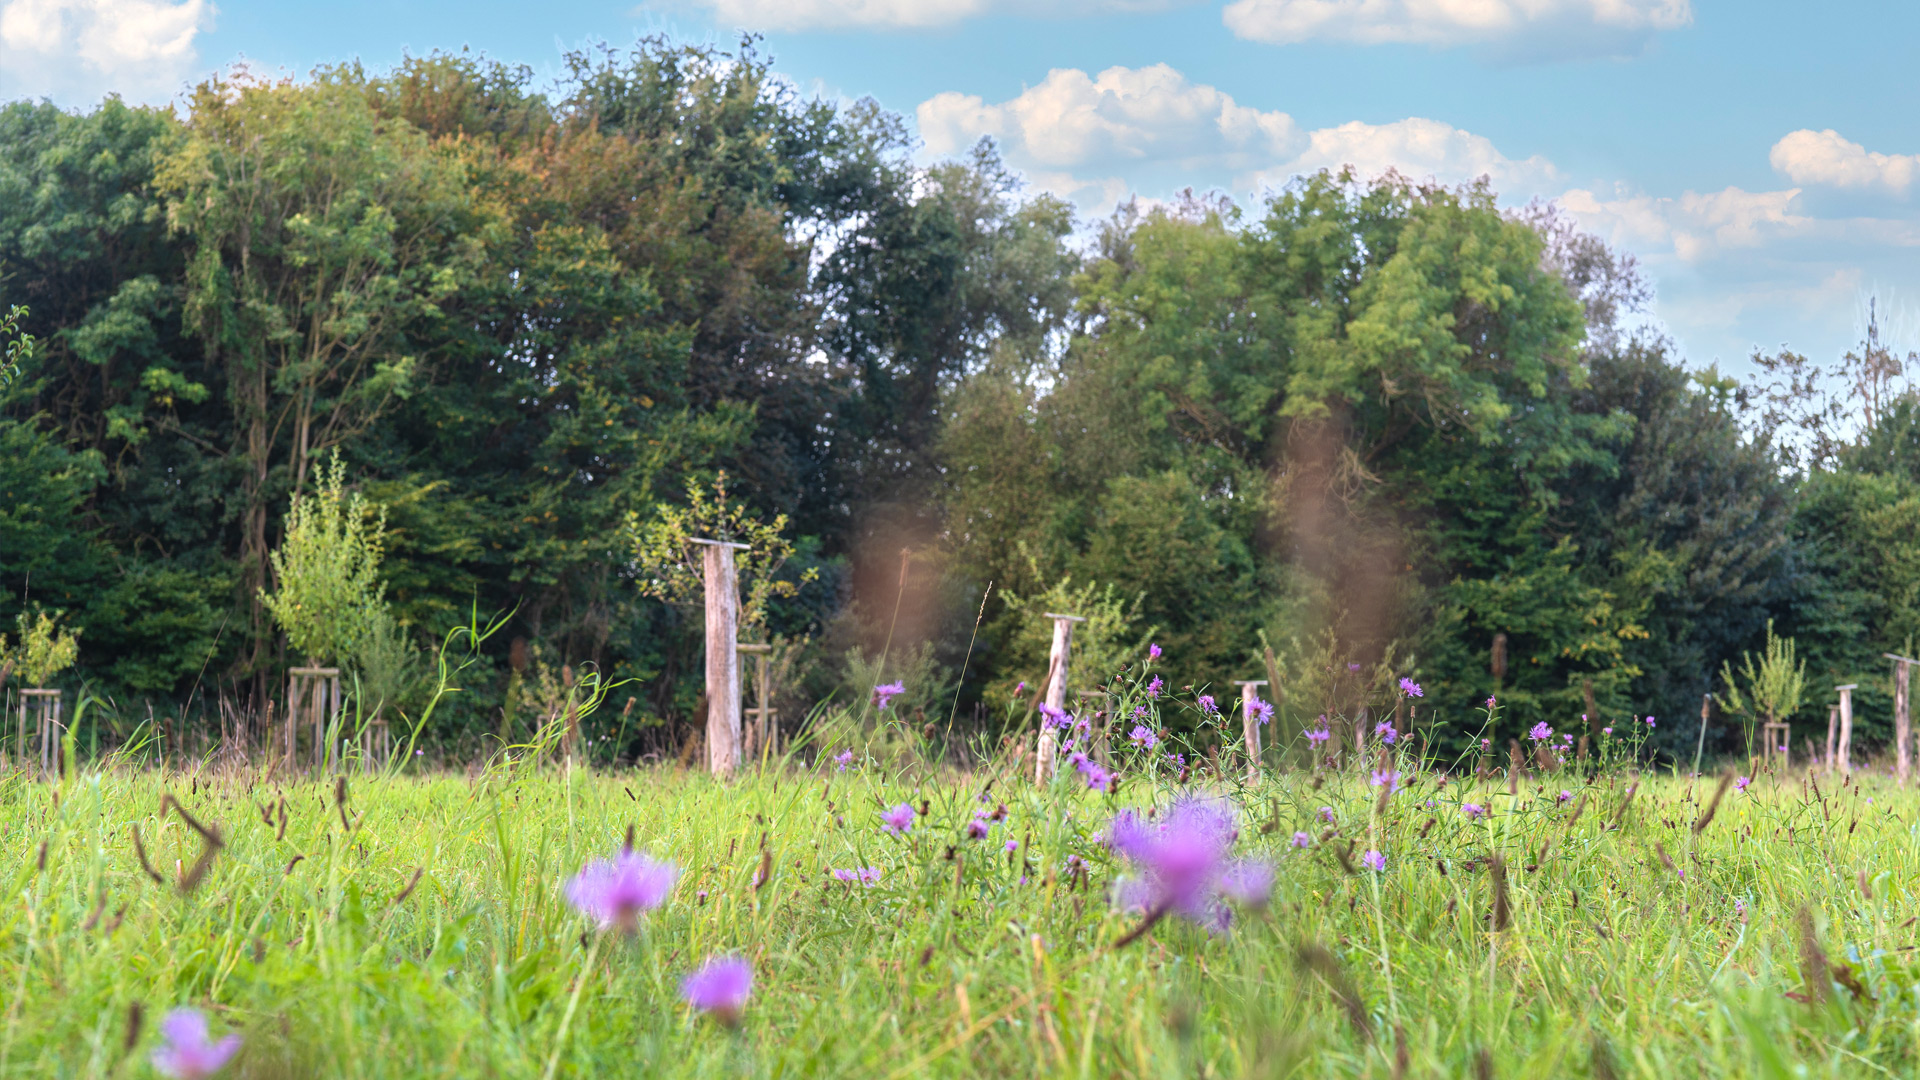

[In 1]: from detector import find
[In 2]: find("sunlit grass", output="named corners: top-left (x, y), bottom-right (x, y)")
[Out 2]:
top-left (2, 753), bottom-right (1915, 1077)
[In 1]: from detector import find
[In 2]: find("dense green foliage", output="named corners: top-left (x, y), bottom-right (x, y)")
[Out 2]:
top-left (4, 37), bottom-right (1919, 761)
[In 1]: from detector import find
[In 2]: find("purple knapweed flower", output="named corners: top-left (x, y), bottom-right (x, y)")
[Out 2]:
top-left (1528, 722), bottom-right (1553, 743)
top-left (1107, 796), bottom-right (1256, 927)
top-left (1374, 721), bottom-right (1398, 745)
top-left (872, 681), bottom-right (905, 710)
top-left (1461, 803), bottom-right (1486, 819)
top-left (1318, 806), bottom-right (1336, 823)
top-left (1146, 676), bottom-right (1165, 699)
top-left (151, 1008), bottom-right (241, 1079)
top-left (1291, 831), bottom-right (1311, 849)
top-left (1347, 663), bottom-right (1362, 672)
top-left (1076, 757), bottom-right (1114, 792)
top-left (1129, 724), bottom-right (1158, 749)
top-left (1645, 716), bottom-right (1657, 728)
top-left (565, 850), bottom-right (680, 932)
top-left (1556, 790), bottom-right (1573, 803)
top-left (1735, 776), bottom-right (1751, 793)
top-left (681, 956), bottom-right (753, 1025)
top-left (831, 867), bottom-right (883, 885)
top-left (1148, 643), bottom-right (1162, 661)
top-left (1361, 850), bottom-right (1387, 872)
top-left (1602, 726), bottom-right (1613, 736)
top-left (833, 749), bottom-right (855, 771)
top-left (881, 804), bottom-right (916, 835)
top-left (1198, 694), bottom-right (1218, 715)
top-left (1038, 703), bottom-right (1070, 729)
top-left (1305, 727), bottom-right (1331, 745)
top-left (966, 815), bottom-right (991, 839)
top-left (1132, 704), bottom-right (1148, 719)
top-left (1219, 861), bottom-right (1275, 906)
top-left (1369, 769), bottom-right (1401, 793)
top-left (1014, 681), bottom-right (1026, 695)
top-left (1486, 696), bottom-right (1497, 709)
top-left (1398, 678), bottom-right (1423, 698)
top-left (1252, 699), bottom-right (1274, 725)
top-left (1481, 738), bottom-right (1491, 749)
top-left (1005, 839), bottom-right (1019, 853)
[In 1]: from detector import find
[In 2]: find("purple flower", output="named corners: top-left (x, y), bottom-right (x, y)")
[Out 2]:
top-left (565, 850), bottom-right (680, 931)
top-left (1038, 703), bottom-right (1071, 729)
top-left (1486, 696), bottom-right (1497, 709)
top-left (1369, 769), bottom-right (1401, 793)
top-left (1373, 721), bottom-right (1397, 745)
top-left (1219, 861), bottom-right (1274, 906)
top-left (1075, 756), bottom-right (1114, 792)
top-left (1129, 724), bottom-right (1159, 749)
top-left (1398, 677), bottom-right (1423, 698)
top-left (1556, 790), bottom-right (1573, 803)
top-left (1305, 727), bottom-right (1330, 745)
top-left (1736, 776), bottom-right (1751, 792)
top-left (1461, 803), bottom-right (1486, 819)
top-left (1198, 694), bottom-right (1218, 715)
top-left (872, 681), bottom-right (905, 710)
top-left (1146, 676), bottom-right (1165, 699)
top-left (1005, 839), bottom-right (1019, 852)
top-left (1107, 796), bottom-right (1254, 927)
top-left (1148, 643), bottom-right (1163, 661)
top-left (966, 815), bottom-right (991, 839)
top-left (1252, 699), bottom-right (1274, 726)
top-left (1317, 806), bottom-right (1335, 823)
top-left (1480, 738), bottom-right (1491, 749)
top-left (880, 804), bottom-right (916, 835)
top-left (1361, 850), bottom-right (1387, 872)
top-left (1347, 663), bottom-right (1362, 672)
top-left (151, 1008), bottom-right (240, 1079)
top-left (1132, 704), bottom-right (1148, 719)
top-left (831, 867), bottom-right (883, 885)
top-left (1602, 726), bottom-right (1613, 736)
top-left (1290, 831), bottom-right (1311, 849)
top-left (1645, 716), bottom-right (1657, 728)
top-left (681, 956), bottom-right (753, 1025)
top-left (1014, 680), bottom-right (1026, 694)
top-left (833, 749), bottom-right (855, 771)
top-left (1527, 722), bottom-right (1553, 742)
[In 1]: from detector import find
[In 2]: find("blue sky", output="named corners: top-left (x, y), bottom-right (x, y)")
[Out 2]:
top-left (5, 0), bottom-right (1919, 373)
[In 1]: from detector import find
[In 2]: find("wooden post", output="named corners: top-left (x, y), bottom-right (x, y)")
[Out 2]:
top-left (738, 643), bottom-right (774, 765)
top-left (1762, 720), bottom-right (1791, 769)
top-left (1836, 684), bottom-right (1858, 775)
top-left (288, 667), bottom-right (342, 777)
top-left (1234, 679), bottom-right (1269, 783)
top-left (22, 690), bottom-right (60, 780)
top-left (1036, 613), bottom-right (1085, 783)
top-left (691, 538), bottom-right (750, 779)
top-left (1887, 654), bottom-right (1915, 786)
top-left (1825, 704), bottom-right (1838, 774)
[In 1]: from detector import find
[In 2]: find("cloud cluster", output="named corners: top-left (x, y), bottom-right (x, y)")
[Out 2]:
top-left (0, 0), bottom-right (210, 101)
top-left (678, 0), bottom-right (1182, 32)
top-left (1770, 129), bottom-right (1920, 196)
top-left (919, 64), bottom-right (1553, 212)
top-left (1220, 0), bottom-right (1690, 56)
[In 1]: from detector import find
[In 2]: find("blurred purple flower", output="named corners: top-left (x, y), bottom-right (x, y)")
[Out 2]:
top-left (1374, 721), bottom-right (1397, 745)
top-left (833, 749), bottom-right (855, 772)
top-left (1107, 796), bottom-right (1259, 928)
top-left (1132, 704), bottom-right (1148, 719)
top-left (1077, 758), bottom-right (1114, 792)
top-left (872, 681), bottom-right (905, 710)
top-left (1146, 676), bottom-right (1165, 699)
top-left (1129, 724), bottom-right (1158, 749)
top-left (1014, 680), bottom-right (1026, 695)
top-left (1038, 703), bottom-right (1070, 729)
top-left (881, 804), bottom-right (916, 835)
top-left (565, 850), bottom-right (679, 932)
top-left (1485, 696), bottom-right (1497, 709)
top-left (1645, 716), bottom-right (1657, 727)
top-left (1369, 769), bottom-right (1401, 793)
top-left (1347, 663), bottom-right (1362, 672)
top-left (1305, 727), bottom-right (1330, 745)
top-left (1005, 839), bottom-right (1019, 852)
top-left (1398, 678), bottom-right (1423, 698)
top-left (830, 867), bottom-right (883, 885)
top-left (1290, 831), bottom-right (1311, 849)
top-left (1527, 722), bottom-right (1553, 742)
top-left (1602, 726), bottom-right (1614, 736)
top-left (681, 956), bottom-right (753, 1025)
top-left (1219, 861), bottom-right (1274, 906)
top-left (1736, 776), bottom-right (1751, 792)
top-left (1361, 850), bottom-right (1387, 872)
top-left (151, 1008), bottom-right (240, 1079)
top-left (1252, 699), bottom-right (1274, 725)
top-left (1461, 803), bottom-right (1486, 819)
top-left (966, 815), bottom-right (991, 839)
top-left (1148, 643), bottom-right (1163, 661)
top-left (1317, 806), bottom-right (1336, 823)
top-left (1198, 694), bottom-right (1218, 715)
top-left (1556, 790), bottom-right (1573, 803)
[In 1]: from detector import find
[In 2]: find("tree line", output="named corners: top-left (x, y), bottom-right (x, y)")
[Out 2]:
top-left (2, 37), bottom-right (1915, 761)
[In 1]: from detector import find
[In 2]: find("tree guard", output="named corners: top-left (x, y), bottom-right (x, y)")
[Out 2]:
top-left (287, 667), bottom-right (341, 776)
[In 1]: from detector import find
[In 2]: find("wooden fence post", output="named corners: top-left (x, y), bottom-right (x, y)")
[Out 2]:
top-left (738, 643), bottom-right (775, 765)
top-left (1825, 704), bottom-right (1838, 774)
top-left (1036, 613), bottom-right (1085, 783)
top-left (1234, 679), bottom-right (1269, 783)
top-left (691, 538), bottom-right (751, 779)
top-left (1887, 653), bottom-right (1915, 786)
top-left (1835, 684), bottom-right (1858, 775)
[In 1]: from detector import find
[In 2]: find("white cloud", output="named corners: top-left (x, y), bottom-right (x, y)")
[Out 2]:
top-left (1560, 185), bottom-right (1811, 263)
top-left (673, 0), bottom-right (1181, 31)
top-left (1770, 129), bottom-right (1920, 195)
top-left (0, 0), bottom-right (211, 101)
top-left (1221, 0), bottom-right (1690, 58)
top-left (919, 64), bottom-right (1552, 214)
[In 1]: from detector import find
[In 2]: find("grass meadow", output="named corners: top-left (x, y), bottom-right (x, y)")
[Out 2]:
top-left (5, 738), bottom-right (1920, 1079)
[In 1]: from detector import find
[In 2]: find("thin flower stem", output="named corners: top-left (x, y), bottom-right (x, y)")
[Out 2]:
top-left (1110, 904), bottom-right (1169, 949)
top-left (541, 932), bottom-right (603, 1080)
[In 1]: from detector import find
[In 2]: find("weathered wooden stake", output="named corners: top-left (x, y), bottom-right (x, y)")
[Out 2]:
top-left (1234, 679), bottom-right (1269, 783)
top-left (1887, 653), bottom-right (1915, 786)
top-left (21, 689), bottom-right (61, 779)
top-left (288, 667), bottom-right (341, 776)
top-left (1036, 612), bottom-right (1085, 783)
top-left (1825, 704), bottom-right (1838, 774)
top-left (1836, 684), bottom-right (1858, 775)
top-left (692, 538), bottom-right (751, 778)
top-left (739, 642), bottom-right (776, 765)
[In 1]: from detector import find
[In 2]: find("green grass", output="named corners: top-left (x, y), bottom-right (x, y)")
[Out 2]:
top-left (4, 752), bottom-right (1918, 1078)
